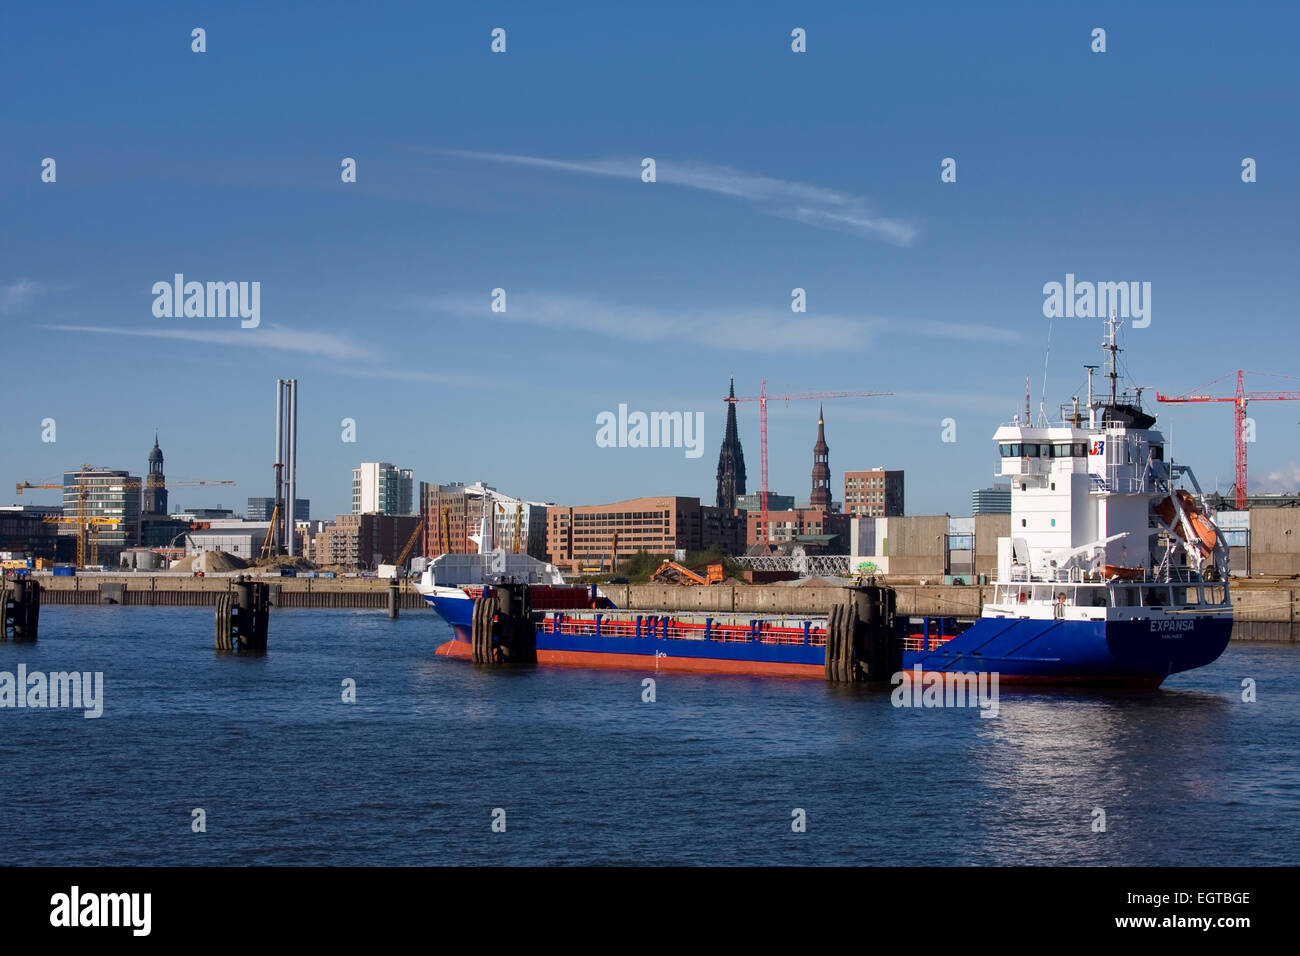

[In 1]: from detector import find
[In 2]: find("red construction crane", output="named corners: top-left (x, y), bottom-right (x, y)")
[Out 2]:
top-left (725, 382), bottom-right (892, 543)
top-left (1157, 370), bottom-right (1300, 510)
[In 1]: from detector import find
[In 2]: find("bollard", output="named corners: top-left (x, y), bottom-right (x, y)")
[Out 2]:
top-left (826, 581), bottom-right (899, 682)
top-left (215, 592), bottom-right (233, 650)
top-left (471, 584), bottom-right (536, 665)
top-left (216, 576), bottom-right (270, 651)
top-left (388, 582), bottom-right (399, 619)
top-left (3, 577), bottom-right (42, 641)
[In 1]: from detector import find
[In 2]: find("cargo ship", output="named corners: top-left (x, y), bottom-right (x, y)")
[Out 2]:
top-left (416, 316), bottom-right (1232, 685)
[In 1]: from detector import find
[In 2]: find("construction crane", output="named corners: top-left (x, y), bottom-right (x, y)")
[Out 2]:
top-left (40, 515), bottom-right (121, 567)
top-left (394, 515), bottom-right (427, 569)
top-left (440, 506), bottom-right (453, 554)
top-left (724, 382), bottom-right (892, 543)
top-left (1157, 371), bottom-right (1300, 510)
top-left (512, 504), bottom-right (522, 554)
top-left (18, 470), bottom-right (235, 567)
top-left (17, 469), bottom-right (94, 567)
top-left (258, 504), bottom-right (280, 561)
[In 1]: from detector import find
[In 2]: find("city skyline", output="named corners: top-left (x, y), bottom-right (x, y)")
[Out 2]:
top-left (3, 4), bottom-right (1299, 519)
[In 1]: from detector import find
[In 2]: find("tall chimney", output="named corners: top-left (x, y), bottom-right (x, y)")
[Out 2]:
top-left (273, 379), bottom-right (284, 555)
top-left (286, 379), bottom-right (298, 557)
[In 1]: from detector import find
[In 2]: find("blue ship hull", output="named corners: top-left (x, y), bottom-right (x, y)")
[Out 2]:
top-left (424, 592), bottom-right (1231, 684)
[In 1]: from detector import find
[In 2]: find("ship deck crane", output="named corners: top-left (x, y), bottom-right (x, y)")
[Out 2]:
top-left (1157, 370), bottom-right (1300, 510)
top-left (724, 383), bottom-right (892, 543)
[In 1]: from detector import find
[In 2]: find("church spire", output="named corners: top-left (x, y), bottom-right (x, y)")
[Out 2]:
top-left (716, 378), bottom-right (747, 510)
top-left (810, 406), bottom-right (830, 511)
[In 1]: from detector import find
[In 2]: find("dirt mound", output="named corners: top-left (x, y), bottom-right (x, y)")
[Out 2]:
top-left (249, 555), bottom-right (316, 571)
top-left (171, 550), bottom-right (249, 574)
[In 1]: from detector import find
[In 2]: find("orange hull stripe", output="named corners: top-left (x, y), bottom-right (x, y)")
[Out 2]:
top-left (435, 639), bottom-right (824, 678)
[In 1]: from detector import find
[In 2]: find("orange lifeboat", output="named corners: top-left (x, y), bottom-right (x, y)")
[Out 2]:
top-left (1101, 564), bottom-right (1145, 581)
top-left (1155, 489), bottom-right (1219, 558)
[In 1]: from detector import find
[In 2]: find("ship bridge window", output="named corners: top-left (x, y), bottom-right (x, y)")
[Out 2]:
top-left (1112, 587), bottom-right (1139, 607)
top-left (1150, 445), bottom-right (1164, 460)
top-left (1000, 443), bottom-right (1021, 457)
top-left (1052, 443), bottom-right (1075, 458)
top-left (1023, 444), bottom-right (1041, 458)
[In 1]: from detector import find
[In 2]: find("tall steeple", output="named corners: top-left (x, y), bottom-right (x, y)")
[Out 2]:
top-left (810, 404), bottom-right (831, 511)
top-left (143, 431), bottom-right (167, 516)
top-left (715, 378), bottom-right (747, 509)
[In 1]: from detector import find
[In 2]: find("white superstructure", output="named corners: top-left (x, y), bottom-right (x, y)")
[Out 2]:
top-left (983, 316), bottom-right (1230, 624)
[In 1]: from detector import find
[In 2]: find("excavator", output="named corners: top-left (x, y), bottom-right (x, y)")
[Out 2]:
top-left (650, 559), bottom-right (725, 586)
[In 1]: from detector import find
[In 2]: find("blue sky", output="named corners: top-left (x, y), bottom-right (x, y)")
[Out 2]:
top-left (2, 1), bottom-right (1298, 519)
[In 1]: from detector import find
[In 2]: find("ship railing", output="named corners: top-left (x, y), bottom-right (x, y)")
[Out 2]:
top-left (538, 612), bottom-right (829, 645)
top-left (901, 634), bottom-right (955, 653)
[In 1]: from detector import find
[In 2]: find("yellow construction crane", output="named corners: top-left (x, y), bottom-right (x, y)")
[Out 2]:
top-left (512, 504), bottom-right (522, 554)
top-left (18, 469), bottom-right (235, 567)
top-left (258, 504), bottom-right (279, 561)
top-left (41, 516), bottom-right (121, 566)
top-left (394, 516), bottom-right (426, 569)
top-left (17, 468), bottom-right (94, 567)
top-left (440, 506), bottom-right (452, 554)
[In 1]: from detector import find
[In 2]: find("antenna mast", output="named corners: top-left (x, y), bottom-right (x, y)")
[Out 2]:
top-left (1104, 311), bottom-right (1122, 407)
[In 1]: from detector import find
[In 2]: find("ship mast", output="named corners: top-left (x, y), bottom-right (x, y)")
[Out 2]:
top-left (1104, 310), bottom-right (1122, 408)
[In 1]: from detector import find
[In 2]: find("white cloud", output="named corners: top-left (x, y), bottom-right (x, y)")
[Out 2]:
top-left (1260, 462), bottom-right (1300, 493)
top-left (424, 148), bottom-right (921, 246)
top-left (45, 323), bottom-right (486, 388)
top-left (408, 292), bottom-right (1020, 354)
top-left (47, 323), bottom-right (383, 362)
top-left (1, 279), bottom-right (39, 313)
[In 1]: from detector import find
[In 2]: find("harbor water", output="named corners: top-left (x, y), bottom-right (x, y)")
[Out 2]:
top-left (1, 607), bottom-right (1296, 866)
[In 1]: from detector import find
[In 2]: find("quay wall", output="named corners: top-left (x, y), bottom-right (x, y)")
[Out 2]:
top-left (25, 575), bottom-right (1298, 641)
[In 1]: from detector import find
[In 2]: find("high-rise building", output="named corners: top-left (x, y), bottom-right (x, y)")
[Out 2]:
top-left (971, 484), bottom-right (1012, 515)
top-left (247, 497), bottom-right (310, 522)
top-left (844, 469), bottom-right (905, 517)
top-left (60, 467), bottom-right (142, 559)
top-left (810, 405), bottom-right (831, 511)
top-left (352, 462), bottom-right (413, 515)
top-left (715, 378), bottom-right (747, 509)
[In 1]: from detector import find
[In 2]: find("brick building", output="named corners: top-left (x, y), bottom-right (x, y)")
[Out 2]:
top-left (316, 513), bottom-right (422, 570)
top-left (546, 496), bottom-right (744, 572)
top-left (746, 508), bottom-right (851, 548)
top-left (844, 468), bottom-right (905, 518)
